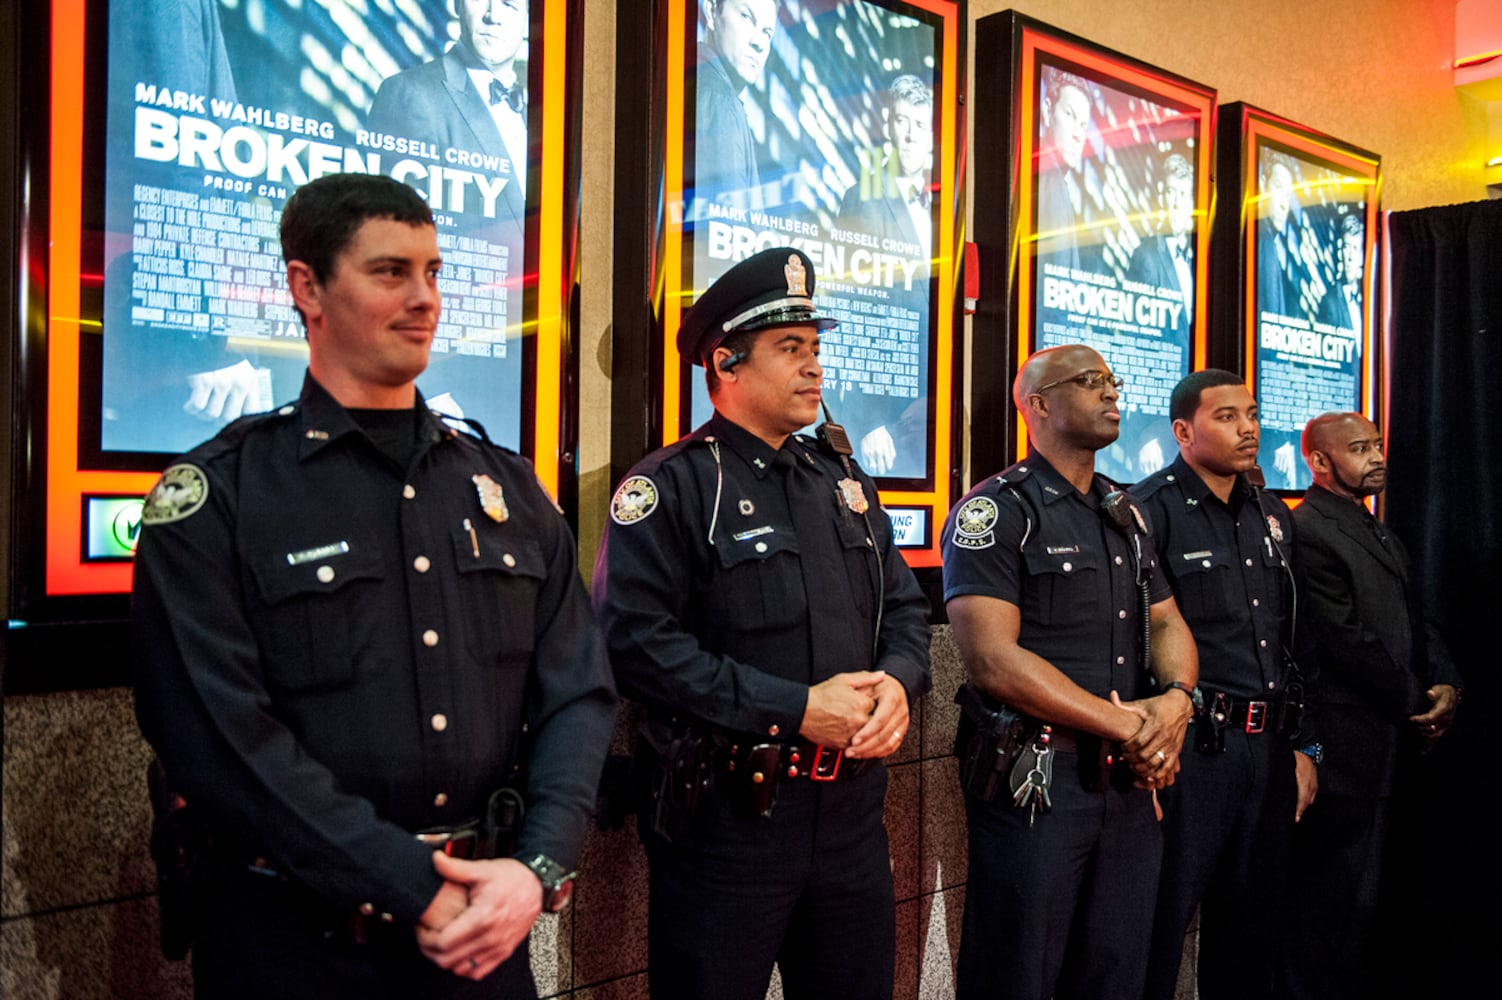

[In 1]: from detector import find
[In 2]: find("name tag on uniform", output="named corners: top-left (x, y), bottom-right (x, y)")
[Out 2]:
top-left (1181, 550), bottom-right (1212, 561)
top-left (733, 526), bottom-right (775, 542)
top-left (287, 541), bottom-right (350, 565)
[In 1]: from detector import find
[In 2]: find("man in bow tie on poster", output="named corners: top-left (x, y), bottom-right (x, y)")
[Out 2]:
top-left (367, 0), bottom-right (530, 232)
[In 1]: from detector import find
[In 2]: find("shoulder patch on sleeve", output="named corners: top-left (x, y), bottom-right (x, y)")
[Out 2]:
top-left (951, 495), bottom-right (999, 549)
top-left (611, 475), bottom-right (659, 525)
top-left (142, 464), bottom-right (210, 525)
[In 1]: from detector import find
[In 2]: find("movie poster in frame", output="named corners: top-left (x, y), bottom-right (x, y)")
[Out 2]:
top-left (1212, 102), bottom-right (1381, 493)
top-left (972, 11), bottom-right (1215, 484)
top-left (611, 0), bottom-right (966, 569)
top-left (8, 0), bottom-right (583, 660)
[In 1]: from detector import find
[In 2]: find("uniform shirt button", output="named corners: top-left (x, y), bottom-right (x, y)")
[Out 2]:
top-left (1202, 559), bottom-right (1212, 568)
top-left (1166, 474), bottom-right (1175, 482)
top-left (423, 629), bottom-right (440, 647)
top-left (768, 724), bottom-right (780, 737)
top-left (278, 405), bottom-right (296, 416)
top-left (433, 792), bottom-right (448, 807)
top-left (503, 553), bottom-right (516, 568)
top-left (380, 913), bottom-right (394, 924)
top-left (1118, 609), bottom-right (1128, 619)
top-left (1114, 556), bottom-right (1123, 565)
top-left (1259, 639), bottom-right (1268, 648)
top-left (359, 902), bottom-right (375, 916)
top-left (1062, 562), bottom-right (1073, 572)
top-left (1268, 681), bottom-right (1277, 690)
top-left (1116, 656), bottom-right (1125, 665)
top-left (316, 565), bottom-right (335, 583)
top-left (755, 542), bottom-right (768, 553)
top-left (403, 484), bottom-right (417, 500)
top-left (431, 713), bottom-right (448, 732)
top-left (413, 555), bottom-right (431, 573)
top-left (1252, 598), bottom-right (1260, 607)
top-left (1245, 558), bottom-right (1253, 567)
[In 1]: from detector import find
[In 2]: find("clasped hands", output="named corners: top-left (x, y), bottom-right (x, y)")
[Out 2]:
top-left (417, 852), bottom-right (543, 981)
top-left (799, 670), bottom-right (909, 760)
top-left (1110, 688), bottom-right (1193, 789)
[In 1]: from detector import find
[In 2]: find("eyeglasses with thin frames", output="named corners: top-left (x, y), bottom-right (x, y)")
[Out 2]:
top-left (1032, 369), bottom-right (1125, 396)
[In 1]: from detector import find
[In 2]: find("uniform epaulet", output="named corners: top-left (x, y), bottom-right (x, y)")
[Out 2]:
top-left (992, 460), bottom-right (1034, 490)
top-left (183, 403), bottom-right (299, 465)
top-left (628, 432), bottom-right (704, 478)
top-left (1129, 468), bottom-right (1174, 500)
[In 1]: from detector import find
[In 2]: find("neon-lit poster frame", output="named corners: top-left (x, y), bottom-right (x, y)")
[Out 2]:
top-left (14, 0), bottom-right (583, 626)
top-left (1212, 102), bottom-right (1381, 495)
top-left (611, 0), bottom-right (965, 571)
top-left (971, 12), bottom-right (1215, 483)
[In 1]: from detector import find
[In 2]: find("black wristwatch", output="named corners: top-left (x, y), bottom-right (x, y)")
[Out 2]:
top-left (520, 853), bottom-right (576, 913)
top-left (1164, 681), bottom-right (1203, 714)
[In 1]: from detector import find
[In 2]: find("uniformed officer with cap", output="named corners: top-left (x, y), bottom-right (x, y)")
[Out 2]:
top-left (941, 344), bottom-right (1198, 1000)
top-left (132, 172), bottom-right (618, 998)
top-left (593, 246), bottom-right (932, 1000)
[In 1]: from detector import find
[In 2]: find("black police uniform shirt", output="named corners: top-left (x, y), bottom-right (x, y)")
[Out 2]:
top-left (1133, 455), bottom-right (1296, 703)
top-left (941, 452), bottom-right (1170, 701)
top-left (592, 411), bottom-right (931, 737)
top-left (132, 374), bottom-right (618, 924)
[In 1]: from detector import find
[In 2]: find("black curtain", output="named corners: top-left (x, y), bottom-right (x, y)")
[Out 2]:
top-left (1384, 198), bottom-right (1502, 989)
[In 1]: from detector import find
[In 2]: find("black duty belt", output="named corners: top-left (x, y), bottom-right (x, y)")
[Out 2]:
top-left (1206, 695), bottom-right (1275, 734)
top-left (721, 738), bottom-right (861, 782)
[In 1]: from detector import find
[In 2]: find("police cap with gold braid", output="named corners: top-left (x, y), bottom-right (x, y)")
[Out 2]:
top-left (676, 247), bottom-right (838, 367)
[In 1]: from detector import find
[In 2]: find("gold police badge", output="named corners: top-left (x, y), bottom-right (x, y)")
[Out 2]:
top-left (472, 474), bottom-right (510, 523)
top-left (784, 254), bottom-right (808, 296)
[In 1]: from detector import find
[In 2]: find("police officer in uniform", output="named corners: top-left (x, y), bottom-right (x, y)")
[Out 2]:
top-left (132, 173), bottom-right (618, 999)
top-left (592, 247), bottom-right (931, 1000)
top-left (942, 344), bottom-right (1199, 1000)
top-left (1132, 370), bottom-right (1319, 1000)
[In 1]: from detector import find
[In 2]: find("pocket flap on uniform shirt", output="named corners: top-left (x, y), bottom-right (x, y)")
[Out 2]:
top-left (251, 544), bottom-right (384, 605)
top-left (450, 528), bottom-right (547, 580)
top-left (1173, 547), bottom-right (1233, 576)
top-left (714, 523), bottom-right (800, 568)
top-left (1022, 541), bottom-right (1102, 577)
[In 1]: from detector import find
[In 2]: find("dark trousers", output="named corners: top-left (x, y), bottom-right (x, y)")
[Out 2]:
top-left (1279, 794), bottom-right (1390, 1000)
top-left (642, 764), bottom-right (895, 1000)
top-left (1144, 728), bottom-right (1298, 1000)
top-left (190, 866), bottom-right (537, 1000)
top-left (956, 752), bottom-right (1163, 1000)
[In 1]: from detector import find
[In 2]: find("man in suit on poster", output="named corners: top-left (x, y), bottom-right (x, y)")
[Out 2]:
top-left (1282, 411), bottom-right (1462, 1000)
top-left (1035, 67), bottom-right (1097, 277)
top-left (366, 0), bottom-right (529, 231)
top-left (1318, 213), bottom-right (1366, 335)
top-left (1256, 153), bottom-right (1303, 321)
top-left (834, 73), bottom-right (934, 478)
top-left (1127, 153), bottom-right (1196, 342)
top-left (693, 0), bottom-right (779, 211)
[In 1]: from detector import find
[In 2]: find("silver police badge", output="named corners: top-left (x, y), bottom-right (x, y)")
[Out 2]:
top-left (611, 475), bottom-right (659, 525)
top-left (952, 496), bottom-right (999, 550)
top-left (142, 464), bottom-right (209, 525)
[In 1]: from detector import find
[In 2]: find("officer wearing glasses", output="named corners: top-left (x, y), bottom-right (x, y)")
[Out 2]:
top-left (941, 344), bottom-right (1198, 999)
